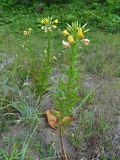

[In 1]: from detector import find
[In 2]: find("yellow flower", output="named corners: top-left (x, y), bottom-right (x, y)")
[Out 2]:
top-left (41, 18), bottom-right (49, 25)
top-left (53, 19), bottom-right (58, 24)
top-left (77, 28), bottom-right (84, 39)
top-left (67, 35), bottom-right (75, 43)
top-left (62, 30), bottom-right (70, 36)
top-left (45, 18), bottom-right (49, 24)
top-left (40, 17), bottom-right (58, 32)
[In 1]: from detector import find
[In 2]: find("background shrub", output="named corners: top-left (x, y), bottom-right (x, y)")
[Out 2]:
top-left (1, 0), bottom-right (120, 33)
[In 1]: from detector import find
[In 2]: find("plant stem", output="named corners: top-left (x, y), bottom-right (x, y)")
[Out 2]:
top-left (59, 124), bottom-right (68, 160)
top-left (69, 44), bottom-right (77, 78)
top-left (47, 32), bottom-right (51, 64)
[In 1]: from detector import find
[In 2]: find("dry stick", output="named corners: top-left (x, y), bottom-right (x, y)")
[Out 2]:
top-left (59, 124), bottom-right (68, 160)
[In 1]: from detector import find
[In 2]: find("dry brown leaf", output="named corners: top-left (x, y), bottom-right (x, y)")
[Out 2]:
top-left (45, 110), bottom-right (58, 129)
top-left (45, 110), bottom-right (74, 128)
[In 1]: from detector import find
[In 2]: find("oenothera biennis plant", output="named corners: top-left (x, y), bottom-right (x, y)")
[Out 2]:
top-left (22, 28), bottom-right (32, 50)
top-left (15, 28), bottom-right (33, 82)
top-left (22, 28), bottom-right (32, 48)
top-left (40, 17), bottom-right (58, 63)
top-left (52, 22), bottom-right (90, 159)
top-left (55, 22), bottom-right (90, 119)
top-left (35, 17), bottom-right (59, 96)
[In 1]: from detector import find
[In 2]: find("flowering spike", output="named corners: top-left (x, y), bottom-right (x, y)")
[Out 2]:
top-left (40, 17), bottom-right (58, 32)
top-left (62, 22), bottom-right (89, 47)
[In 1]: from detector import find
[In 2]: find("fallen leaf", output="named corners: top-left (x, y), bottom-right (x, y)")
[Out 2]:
top-left (45, 110), bottom-right (74, 128)
top-left (45, 110), bottom-right (58, 129)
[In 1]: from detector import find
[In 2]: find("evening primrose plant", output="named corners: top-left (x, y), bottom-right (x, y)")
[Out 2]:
top-left (40, 17), bottom-right (58, 64)
top-left (11, 27), bottom-right (33, 84)
top-left (52, 22), bottom-right (90, 159)
top-left (34, 17), bottom-right (59, 96)
top-left (55, 22), bottom-right (90, 117)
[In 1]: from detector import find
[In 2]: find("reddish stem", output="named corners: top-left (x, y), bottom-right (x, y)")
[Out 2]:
top-left (59, 124), bottom-right (68, 160)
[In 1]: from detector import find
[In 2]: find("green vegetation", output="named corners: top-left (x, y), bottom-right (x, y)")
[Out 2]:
top-left (1, 0), bottom-right (120, 33)
top-left (0, 0), bottom-right (120, 160)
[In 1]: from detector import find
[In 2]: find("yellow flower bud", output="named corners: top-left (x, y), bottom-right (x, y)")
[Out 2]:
top-left (77, 28), bottom-right (84, 39)
top-left (41, 19), bottom-right (45, 24)
top-left (45, 18), bottom-right (49, 24)
top-left (28, 28), bottom-right (32, 35)
top-left (62, 30), bottom-right (70, 36)
top-left (53, 19), bottom-right (58, 24)
top-left (40, 17), bottom-right (58, 32)
top-left (53, 56), bottom-right (57, 60)
top-left (48, 27), bottom-right (52, 32)
top-left (67, 35), bottom-right (75, 44)
top-left (28, 28), bottom-right (32, 32)
top-left (23, 30), bottom-right (28, 36)
top-left (52, 25), bottom-right (57, 29)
